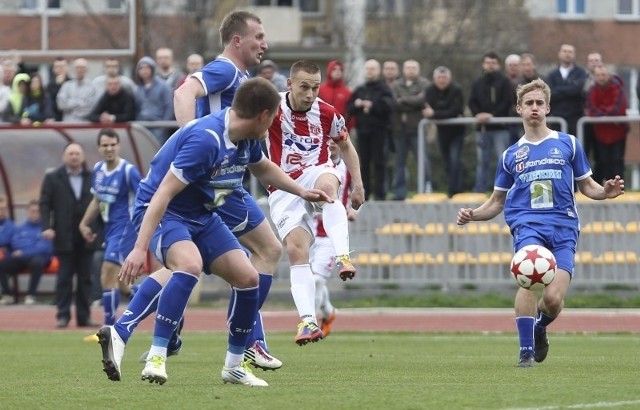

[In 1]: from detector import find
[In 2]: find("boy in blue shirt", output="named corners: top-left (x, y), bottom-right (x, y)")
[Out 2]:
top-left (456, 79), bottom-right (624, 367)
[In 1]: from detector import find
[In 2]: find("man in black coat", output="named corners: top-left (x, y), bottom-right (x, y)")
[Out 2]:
top-left (347, 59), bottom-right (395, 200)
top-left (468, 51), bottom-right (514, 193)
top-left (424, 66), bottom-right (466, 197)
top-left (40, 142), bottom-right (99, 328)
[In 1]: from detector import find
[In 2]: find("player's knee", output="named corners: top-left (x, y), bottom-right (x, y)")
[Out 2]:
top-left (175, 260), bottom-right (203, 277)
top-left (261, 239), bottom-right (282, 265)
top-left (542, 291), bottom-right (563, 312)
top-left (229, 271), bottom-right (259, 289)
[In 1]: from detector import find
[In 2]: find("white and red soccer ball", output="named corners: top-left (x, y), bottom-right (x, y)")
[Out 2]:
top-left (510, 245), bottom-right (556, 290)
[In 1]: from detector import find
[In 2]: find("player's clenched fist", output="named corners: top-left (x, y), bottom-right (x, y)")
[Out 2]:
top-left (457, 208), bottom-right (474, 226)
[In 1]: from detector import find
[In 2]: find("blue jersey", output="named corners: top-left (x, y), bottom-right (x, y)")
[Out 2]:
top-left (495, 131), bottom-right (591, 231)
top-left (91, 158), bottom-right (141, 226)
top-left (136, 108), bottom-right (264, 225)
top-left (192, 56), bottom-right (250, 118)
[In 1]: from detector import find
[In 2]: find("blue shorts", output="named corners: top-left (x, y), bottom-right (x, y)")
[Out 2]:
top-left (216, 188), bottom-right (265, 237)
top-left (512, 223), bottom-right (578, 277)
top-left (132, 207), bottom-right (241, 275)
top-left (103, 221), bottom-right (135, 265)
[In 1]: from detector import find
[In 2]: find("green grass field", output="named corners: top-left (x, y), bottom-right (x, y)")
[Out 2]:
top-left (2, 331), bottom-right (639, 410)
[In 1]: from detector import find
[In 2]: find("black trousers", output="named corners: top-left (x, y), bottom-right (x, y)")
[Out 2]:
top-left (0, 255), bottom-right (49, 296)
top-left (54, 249), bottom-right (94, 325)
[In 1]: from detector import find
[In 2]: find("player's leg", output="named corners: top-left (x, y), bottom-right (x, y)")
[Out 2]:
top-left (512, 226), bottom-right (544, 367)
top-left (100, 260), bottom-right (121, 326)
top-left (269, 180), bottom-right (323, 345)
top-left (284, 227), bottom-right (322, 345)
top-left (314, 171), bottom-right (355, 281)
top-left (211, 249), bottom-right (267, 387)
top-left (310, 237), bottom-right (337, 337)
top-left (141, 242), bottom-right (202, 385)
top-left (514, 287), bottom-right (537, 367)
top-left (533, 227), bottom-right (577, 363)
top-left (237, 219), bottom-right (283, 370)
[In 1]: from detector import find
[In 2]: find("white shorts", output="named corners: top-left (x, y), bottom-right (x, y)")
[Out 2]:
top-left (310, 236), bottom-right (335, 279)
top-left (268, 165), bottom-right (341, 241)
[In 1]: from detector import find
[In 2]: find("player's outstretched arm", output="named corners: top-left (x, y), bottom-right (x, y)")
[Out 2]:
top-left (336, 137), bottom-right (364, 210)
top-left (119, 172), bottom-right (186, 284)
top-left (248, 158), bottom-right (332, 203)
top-left (456, 190), bottom-right (506, 225)
top-left (174, 78), bottom-right (206, 126)
top-left (578, 175), bottom-right (625, 200)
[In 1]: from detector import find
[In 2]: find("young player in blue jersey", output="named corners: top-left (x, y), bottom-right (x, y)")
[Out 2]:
top-left (172, 10), bottom-right (283, 368)
top-left (99, 78), bottom-right (329, 386)
top-left (456, 79), bottom-right (624, 367)
top-left (79, 129), bottom-right (145, 325)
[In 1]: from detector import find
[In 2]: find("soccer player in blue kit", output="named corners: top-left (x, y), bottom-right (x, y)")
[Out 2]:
top-left (456, 79), bottom-right (624, 367)
top-left (99, 10), bottom-right (277, 373)
top-left (79, 128), bottom-right (147, 325)
top-left (114, 78), bottom-right (329, 386)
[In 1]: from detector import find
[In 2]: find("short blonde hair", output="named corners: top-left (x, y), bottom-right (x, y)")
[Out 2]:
top-left (516, 78), bottom-right (551, 106)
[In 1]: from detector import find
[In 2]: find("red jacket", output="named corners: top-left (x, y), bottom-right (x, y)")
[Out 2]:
top-left (318, 60), bottom-right (354, 130)
top-left (586, 75), bottom-right (629, 144)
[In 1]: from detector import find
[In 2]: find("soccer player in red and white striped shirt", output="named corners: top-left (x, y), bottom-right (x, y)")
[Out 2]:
top-left (265, 60), bottom-right (365, 345)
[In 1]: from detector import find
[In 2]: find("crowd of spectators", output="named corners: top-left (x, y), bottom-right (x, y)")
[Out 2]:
top-left (0, 44), bottom-right (634, 198)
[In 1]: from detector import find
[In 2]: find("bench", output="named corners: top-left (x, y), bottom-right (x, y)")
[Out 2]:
top-left (10, 256), bottom-right (59, 301)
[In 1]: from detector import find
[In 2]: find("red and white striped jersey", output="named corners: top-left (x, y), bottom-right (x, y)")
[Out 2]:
top-left (315, 158), bottom-right (351, 238)
top-left (266, 93), bottom-right (349, 181)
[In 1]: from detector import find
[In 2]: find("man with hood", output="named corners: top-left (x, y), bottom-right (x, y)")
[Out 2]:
top-left (2, 72), bottom-right (30, 123)
top-left (134, 56), bottom-right (173, 145)
top-left (318, 60), bottom-right (353, 129)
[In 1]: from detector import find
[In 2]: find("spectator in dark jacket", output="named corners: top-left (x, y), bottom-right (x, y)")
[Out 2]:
top-left (46, 57), bottom-right (70, 122)
top-left (89, 76), bottom-right (136, 124)
top-left (468, 51), bottom-right (513, 193)
top-left (0, 200), bottom-right (53, 305)
top-left (424, 66), bottom-right (466, 197)
top-left (347, 59), bottom-right (395, 200)
top-left (585, 65), bottom-right (628, 183)
top-left (545, 44), bottom-right (588, 137)
top-left (40, 143), bottom-right (99, 328)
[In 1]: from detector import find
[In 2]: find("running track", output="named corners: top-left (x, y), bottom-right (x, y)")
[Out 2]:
top-left (1, 306), bottom-right (640, 333)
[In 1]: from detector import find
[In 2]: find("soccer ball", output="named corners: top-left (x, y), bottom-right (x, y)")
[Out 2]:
top-left (510, 245), bottom-right (556, 290)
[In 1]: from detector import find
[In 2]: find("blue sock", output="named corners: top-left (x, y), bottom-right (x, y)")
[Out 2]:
top-left (103, 289), bottom-right (120, 326)
top-left (228, 286), bottom-right (258, 354)
top-left (153, 272), bottom-right (198, 348)
top-left (245, 273), bottom-right (273, 349)
top-left (114, 277), bottom-right (162, 343)
top-left (535, 310), bottom-right (555, 333)
top-left (516, 316), bottom-right (535, 355)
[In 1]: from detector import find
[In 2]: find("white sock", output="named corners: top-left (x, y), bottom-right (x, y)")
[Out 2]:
top-left (148, 345), bottom-right (167, 360)
top-left (321, 285), bottom-right (334, 317)
top-left (314, 276), bottom-right (326, 314)
top-left (224, 351), bottom-right (245, 369)
top-left (322, 201), bottom-right (350, 256)
top-left (290, 264), bottom-right (316, 322)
